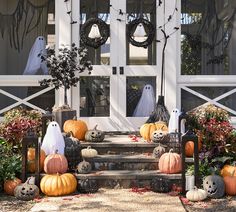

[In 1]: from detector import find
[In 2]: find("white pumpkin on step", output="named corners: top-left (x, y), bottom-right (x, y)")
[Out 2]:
top-left (41, 121), bottom-right (65, 155)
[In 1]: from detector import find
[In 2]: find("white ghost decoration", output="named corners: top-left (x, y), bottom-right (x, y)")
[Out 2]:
top-left (168, 108), bottom-right (181, 133)
top-left (23, 36), bottom-right (48, 75)
top-left (133, 84), bottom-right (155, 117)
top-left (41, 121), bottom-right (65, 155)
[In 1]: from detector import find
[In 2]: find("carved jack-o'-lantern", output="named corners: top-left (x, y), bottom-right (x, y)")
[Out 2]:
top-left (203, 174), bottom-right (225, 198)
top-left (151, 130), bottom-right (169, 143)
top-left (14, 177), bottom-right (39, 201)
top-left (152, 143), bottom-right (165, 158)
top-left (77, 160), bottom-right (92, 174)
top-left (85, 125), bottom-right (105, 142)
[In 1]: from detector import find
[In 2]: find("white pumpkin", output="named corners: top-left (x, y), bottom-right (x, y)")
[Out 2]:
top-left (186, 186), bottom-right (207, 202)
top-left (41, 121), bottom-right (65, 155)
top-left (81, 146), bottom-right (98, 158)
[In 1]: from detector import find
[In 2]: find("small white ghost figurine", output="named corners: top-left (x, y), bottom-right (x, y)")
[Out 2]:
top-left (41, 121), bottom-right (65, 155)
top-left (168, 108), bottom-right (181, 133)
top-left (133, 84), bottom-right (155, 117)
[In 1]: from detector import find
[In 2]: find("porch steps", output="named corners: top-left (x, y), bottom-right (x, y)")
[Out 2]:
top-left (75, 135), bottom-right (192, 189)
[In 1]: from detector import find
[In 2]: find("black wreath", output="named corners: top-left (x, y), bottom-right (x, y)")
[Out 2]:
top-left (127, 18), bottom-right (155, 48)
top-left (80, 18), bottom-right (110, 49)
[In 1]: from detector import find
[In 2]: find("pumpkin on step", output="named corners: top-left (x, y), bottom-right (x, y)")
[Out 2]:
top-left (14, 177), bottom-right (39, 201)
top-left (223, 170), bottom-right (236, 196)
top-left (63, 118), bottom-right (88, 140)
top-left (40, 173), bottom-right (77, 196)
top-left (186, 187), bottom-right (207, 202)
top-left (44, 150), bottom-right (68, 174)
top-left (152, 143), bottom-right (165, 158)
top-left (221, 164), bottom-right (236, 177)
top-left (203, 174), bottom-right (225, 198)
top-left (140, 121), bottom-right (168, 142)
top-left (151, 130), bottom-right (169, 143)
top-left (78, 179), bottom-right (99, 193)
top-left (81, 146), bottom-right (98, 158)
top-left (64, 132), bottom-right (82, 171)
top-left (77, 160), bottom-right (92, 174)
top-left (27, 148), bottom-right (46, 173)
top-left (158, 149), bottom-right (182, 174)
top-left (85, 125), bottom-right (105, 142)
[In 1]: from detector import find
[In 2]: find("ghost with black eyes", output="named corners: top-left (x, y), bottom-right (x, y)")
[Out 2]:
top-left (41, 121), bottom-right (65, 155)
top-left (133, 84), bottom-right (155, 117)
top-left (168, 108), bottom-right (180, 133)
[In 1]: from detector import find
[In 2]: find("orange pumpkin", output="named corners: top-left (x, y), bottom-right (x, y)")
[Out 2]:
top-left (4, 178), bottom-right (21, 195)
top-left (44, 151), bottom-right (68, 174)
top-left (63, 118), bottom-right (88, 140)
top-left (40, 173), bottom-right (77, 196)
top-left (223, 170), bottom-right (236, 195)
top-left (185, 134), bottom-right (202, 157)
top-left (221, 165), bottom-right (236, 177)
top-left (140, 121), bottom-right (168, 142)
top-left (158, 149), bottom-right (182, 174)
top-left (27, 148), bottom-right (46, 173)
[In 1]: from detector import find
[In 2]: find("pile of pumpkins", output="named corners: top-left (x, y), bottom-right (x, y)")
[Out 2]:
top-left (186, 167), bottom-right (236, 202)
top-left (4, 118), bottom-right (103, 199)
top-left (140, 121), bottom-right (202, 158)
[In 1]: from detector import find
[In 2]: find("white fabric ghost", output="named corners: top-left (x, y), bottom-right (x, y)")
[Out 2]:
top-left (168, 108), bottom-right (181, 133)
top-left (133, 84), bottom-right (155, 117)
top-left (23, 36), bottom-right (48, 75)
top-left (41, 121), bottom-right (65, 155)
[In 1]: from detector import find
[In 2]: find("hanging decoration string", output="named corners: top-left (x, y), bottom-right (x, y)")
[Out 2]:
top-left (64, 0), bottom-right (77, 24)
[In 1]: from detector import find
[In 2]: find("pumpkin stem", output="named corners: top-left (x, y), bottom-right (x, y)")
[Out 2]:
top-left (231, 170), bottom-right (235, 177)
top-left (169, 149), bottom-right (173, 153)
top-left (87, 146), bottom-right (91, 149)
top-left (93, 124), bottom-right (98, 130)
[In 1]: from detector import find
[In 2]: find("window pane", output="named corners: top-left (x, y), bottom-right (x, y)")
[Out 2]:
top-left (80, 0), bottom-right (110, 65)
top-left (80, 77), bottom-right (110, 117)
top-left (127, 76), bottom-right (156, 117)
top-left (0, 0), bottom-right (55, 75)
top-left (126, 0), bottom-right (156, 65)
top-left (181, 0), bottom-right (235, 75)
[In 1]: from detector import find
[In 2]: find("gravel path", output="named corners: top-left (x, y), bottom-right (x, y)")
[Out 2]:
top-left (29, 189), bottom-right (185, 212)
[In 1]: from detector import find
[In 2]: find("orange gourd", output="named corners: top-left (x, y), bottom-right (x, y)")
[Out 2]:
top-left (158, 149), bottom-right (182, 174)
top-left (40, 173), bottom-right (77, 196)
top-left (140, 121), bottom-right (168, 142)
top-left (185, 133), bottom-right (203, 157)
top-left (27, 148), bottom-right (46, 173)
top-left (4, 178), bottom-right (21, 195)
top-left (221, 165), bottom-right (236, 177)
top-left (44, 151), bottom-right (68, 174)
top-left (63, 118), bottom-right (88, 140)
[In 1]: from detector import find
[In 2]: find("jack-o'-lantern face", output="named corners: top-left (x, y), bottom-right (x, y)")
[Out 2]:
top-left (151, 130), bottom-right (168, 143)
top-left (203, 175), bottom-right (225, 198)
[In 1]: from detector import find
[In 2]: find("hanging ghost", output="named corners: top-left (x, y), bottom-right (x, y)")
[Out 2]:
top-left (168, 108), bottom-right (181, 133)
top-left (23, 36), bottom-right (48, 75)
top-left (133, 84), bottom-right (155, 117)
top-left (41, 121), bottom-right (65, 155)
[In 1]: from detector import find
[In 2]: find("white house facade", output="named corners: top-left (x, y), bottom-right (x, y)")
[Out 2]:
top-left (0, 0), bottom-right (236, 131)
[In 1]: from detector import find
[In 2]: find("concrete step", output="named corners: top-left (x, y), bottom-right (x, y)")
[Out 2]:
top-left (75, 170), bottom-right (181, 189)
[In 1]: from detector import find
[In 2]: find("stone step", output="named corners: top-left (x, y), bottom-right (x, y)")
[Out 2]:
top-left (75, 170), bottom-right (182, 189)
top-left (80, 135), bottom-right (180, 154)
top-left (84, 154), bottom-right (194, 171)
top-left (85, 154), bottom-right (158, 171)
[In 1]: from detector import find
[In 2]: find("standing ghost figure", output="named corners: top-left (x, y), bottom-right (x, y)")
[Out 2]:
top-left (23, 36), bottom-right (48, 75)
top-left (41, 121), bottom-right (65, 155)
top-left (168, 108), bottom-right (181, 133)
top-left (133, 84), bottom-right (155, 117)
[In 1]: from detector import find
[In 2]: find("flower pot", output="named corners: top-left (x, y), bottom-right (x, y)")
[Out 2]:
top-left (53, 110), bottom-right (77, 130)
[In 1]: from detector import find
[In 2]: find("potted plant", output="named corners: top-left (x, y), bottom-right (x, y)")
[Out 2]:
top-left (39, 43), bottom-right (92, 129)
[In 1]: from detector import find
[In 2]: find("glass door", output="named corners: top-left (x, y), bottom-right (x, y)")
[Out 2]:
top-left (117, 0), bottom-right (159, 131)
top-left (74, 0), bottom-right (159, 131)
